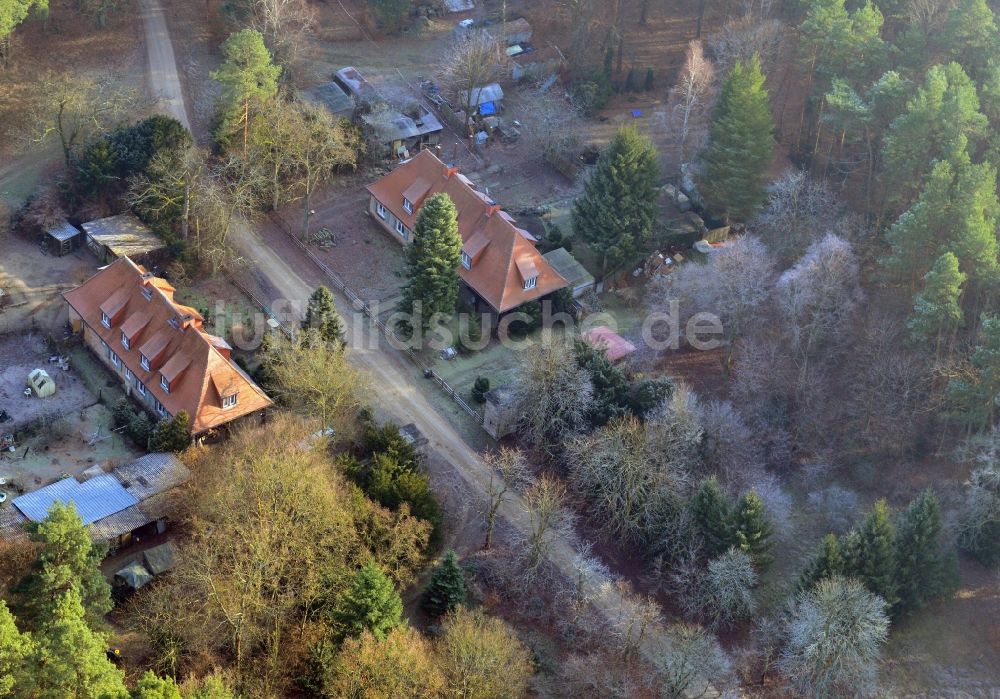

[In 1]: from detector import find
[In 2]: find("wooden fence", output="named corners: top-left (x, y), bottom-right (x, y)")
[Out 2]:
top-left (265, 215), bottom-right (484, 425)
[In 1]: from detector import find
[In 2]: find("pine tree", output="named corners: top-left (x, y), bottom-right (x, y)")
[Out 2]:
top-left (732, 490), bottom-right (774, 569)
top-left (131, 671), bottom-right (182, 699)
top-left (947, 313), bottom-right (1000, 428)
top-left (303, 285), bottom-right (346, 347)
top-left (398, 193), bottom-right (463, 332)
top-left (944, 0), bottom-right (998, 80)
top-left (883, 150), bottom-right (998, 283)
top-left (572, 126), bottom-right (660, 274)
top-left (333, 563), bottom-right (403, 640)
top-left (13, 502), bottom-right (111, 629)
top-left (0, 602), bottom-right (29, 697)
top-left (210, 29), bottom-right (281, 151)
top-left (907, 252), bottom-right (966, 351)
top-left (799, 533), bottom-right (844, 590)
top-left (21, 589), bottom-right (127, 699)
top-left (690, 477), bottom-right (734, 558)
top-left (148, 410), bottom-right (191, 453)
top-left (422, 550), bottom-right (467, 617)
top-left (843, 499), bottom-right (898, 610)
top-left (882, 62), bottom-right (988, 209)
top-left (895, 489), bottom-right (953, 616)
top-left (699, 56), bottom-right (774, 223)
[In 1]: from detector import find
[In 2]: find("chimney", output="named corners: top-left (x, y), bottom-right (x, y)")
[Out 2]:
top-left (444, 166), bottom-right (459, 179)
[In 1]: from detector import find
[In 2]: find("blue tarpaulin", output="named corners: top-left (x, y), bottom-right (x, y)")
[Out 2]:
top-left (480, 101), bottom-right (497, 116)
top-left (632, 109), bottom-right (643, 118)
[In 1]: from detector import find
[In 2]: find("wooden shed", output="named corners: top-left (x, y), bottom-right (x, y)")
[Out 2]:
top-left (45, 221), bottom-right (80, 256)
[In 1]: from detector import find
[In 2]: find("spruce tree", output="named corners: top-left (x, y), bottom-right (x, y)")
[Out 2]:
top-left (572, 126), bottom-right (660, 275)
top-left (908, 252), bottom-right (966, 351)
top-left (799, 533), bottom-right (844, 590)
top-left (399, 193), bottom-right (463, 332)
top-left (699, 55), bottom-right (774, 223)
top-left (422, 550), bottom-right (467, 617)
top-left (333, 563), bottom-right (403, 641)
top-left (733, 490), bottom-right (774, 569)
top-left (690, 477), bottom-right (734, 558)
top-left (843, 499), bottom-right (899, 610)
top-left (13, 502), bottom-right (111, 629)
top-left (304, 285), bottom-right (346, 347)
top-left (21, 589), bottom-right (127, 699)
top-left (148, 410), bottom-right (191, 453)
top-left (895, 489), bottom-right (953, 616)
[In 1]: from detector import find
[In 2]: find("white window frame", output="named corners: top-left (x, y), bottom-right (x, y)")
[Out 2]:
top-left (124, 366), bottom-right (133, 382)
top-left (222, 393), bottom-right (238, 409)
top-left (154, 398), bottom-right (166, 416)
top-left (137, 382), bottom-right (146, 397)
top-left (403, 197), bottom-right (413, 214)
top-left (168, 317), bottom-right (180, 329)
top-left (375, 202), bottom-right (387, 219)
top-left (111, 352), bottom-right (122, 370)
top-left (101, 312), bottom-right (111, 328)
top-left (121, 332), bottom-right (130, 350)
top-left (160, 375), bottom-right (170, 393)
top-left (461, 251), bottom-right (471, 270)
top-left (140, 354), bottom-right (150, 371)
top-left (523, 276), bottom-right (538, 290)
top-left (394, 219), bottom-right (406, 237)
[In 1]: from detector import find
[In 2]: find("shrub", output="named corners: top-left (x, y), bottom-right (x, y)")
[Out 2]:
top-left (625, 67), bottom-right (638, 92)
top-left (128, 412), bottom-right (153, 447)
top-left (472, 377), bottom-right (490, 403)
top-left (112, 397), bottom-right (136, 429)
top-left (148, 410), bottom-right (191, 452)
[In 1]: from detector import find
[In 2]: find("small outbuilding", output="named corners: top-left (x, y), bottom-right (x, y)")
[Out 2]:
top-left (582, 326), bottom-right (637, 363)
top-left (501, 17), bottom-right (532, 46)
top-left (301, 81), bottom-right (355, 120)
top-left (543, 247), bottom-right (594, 298)
top-left (143, 541), bottom-right (178, 576)
top-left (458, 83), bottom-right (504, 116)
top-left (334, 66), bottom-right (379, 102)
top-left (45, 221), bottom-right (80, 256)
top-left (26, 368), bottom-right (56, 398)
top-left (81, 214), bottom-right (164, 264)
top-left (482, 385), bottom-right (518, 440)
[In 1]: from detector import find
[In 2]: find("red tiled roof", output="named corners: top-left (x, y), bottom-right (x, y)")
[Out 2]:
top-left (366, 149), bottom-right (567, 312)
top-left (583, 326), bottom-right (637, 363)
top-left (63, 257), bottom-right (272, 434)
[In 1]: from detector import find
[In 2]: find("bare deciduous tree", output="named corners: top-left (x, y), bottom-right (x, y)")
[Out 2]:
top-left (657, 623), bottom-right (732, 699)
top-left (521, 475), bottom-right (571, 572)
top-left (513, 341), bottom-right (594, 455)
top-left (703, 548), bottom-right (757, 629)
top-left (775, 233), bottom-right (863, 376)
top-left (482, 447), bottom-right (531, 550)
top-left (667, 40), bottom-right (716, 170)
top-left (438, 30), bottom-right (509, 131)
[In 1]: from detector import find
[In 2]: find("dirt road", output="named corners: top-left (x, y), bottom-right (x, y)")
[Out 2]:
top-left (140, 9), bottom-right (709, 691)
top-left (138, 0), bottom-right (191, 131)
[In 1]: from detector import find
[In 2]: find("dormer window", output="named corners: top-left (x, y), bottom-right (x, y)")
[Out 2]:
top-left (222, 393), bottom-right (238, 409)
top-left (121, 332), bottom-right (130, 350)
top-left (160, 375), bottom-right (170, 393)
top-left (101, 312), bottom-right (111, 328)
top-left (403, 197), bottom-right (414, 214)
top-left (523, 276), bottom-right (538, 290)
top-left (461, 251), bottom-right (472, 270)
top-left (140, 354), bottom-right (150, 371)
top-left (142, 287), bottom-right (153, 301)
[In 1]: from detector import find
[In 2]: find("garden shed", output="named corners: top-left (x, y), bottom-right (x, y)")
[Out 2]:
top-left (543, 247), bottom-right (594, 297)
top-left (45, 221), bottom-right (80, 256)
top-left (27, 368), bottom-right (56, 397)
top-left (81, 214), bottom-right (164, 264)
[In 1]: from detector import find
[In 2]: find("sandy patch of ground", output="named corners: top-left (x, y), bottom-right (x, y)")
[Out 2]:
top-left (0, 236), bottom-right (97, 334)
top-left (0, 333), bottom-right (98, 433)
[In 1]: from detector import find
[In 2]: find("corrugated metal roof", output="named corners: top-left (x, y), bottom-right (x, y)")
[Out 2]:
top-left (0, 506), bottom-right (29, 542)
top-left (87, 505), bottom-right (151, 540)
top-left (12, 475), bottom-right (139, 525)
top-left (111, 453), bottom-right (191, 501)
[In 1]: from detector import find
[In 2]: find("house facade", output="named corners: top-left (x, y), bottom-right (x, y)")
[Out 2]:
top-left (365, 149), bottom-right (568, 315)
top-left (63, 257), bottom-right (272, 435)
